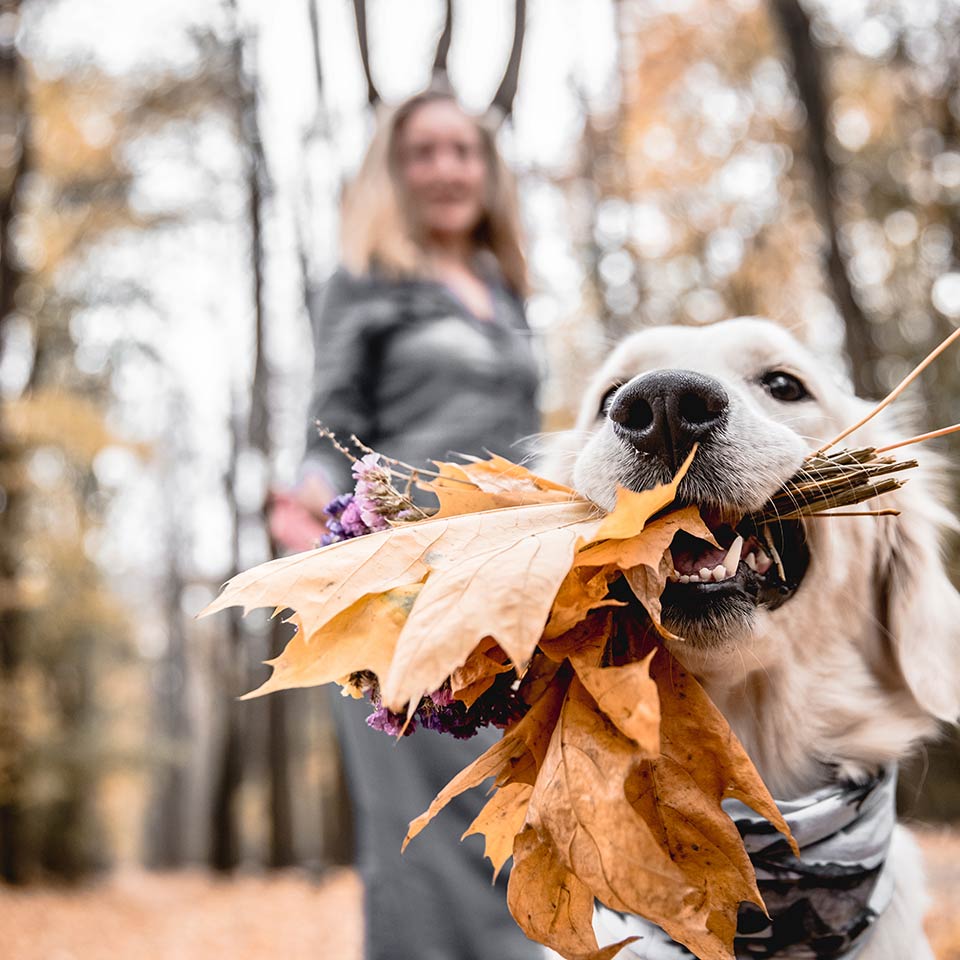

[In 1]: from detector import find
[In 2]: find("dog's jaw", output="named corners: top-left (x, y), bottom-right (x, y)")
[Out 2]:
top-left (672, 516), bottom-right (940, 798)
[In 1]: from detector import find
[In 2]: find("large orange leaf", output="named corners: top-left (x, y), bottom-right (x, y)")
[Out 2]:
top-left (525, 678), bottom-right (693, 920)
top-left (623, 629), bottom-right (797, 960)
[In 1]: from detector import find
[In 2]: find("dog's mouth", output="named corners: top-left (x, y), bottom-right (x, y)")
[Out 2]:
top-left (660, 504), bottom-right (810, 639)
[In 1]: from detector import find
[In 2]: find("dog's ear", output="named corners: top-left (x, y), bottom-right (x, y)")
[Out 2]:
top-left (878, 461), bottom-right (960, 722)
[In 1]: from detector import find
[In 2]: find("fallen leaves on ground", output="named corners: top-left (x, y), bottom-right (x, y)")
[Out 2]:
top-left (200, 449), bottom-right (794, 960)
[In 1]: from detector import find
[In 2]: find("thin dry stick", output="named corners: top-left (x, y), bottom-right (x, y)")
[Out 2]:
top-left (875, 421), bottom-right (960, 454)
top-left (813, 325), bottom-right (960, 456)
top-left (800, 509), bottom-right (900, 518)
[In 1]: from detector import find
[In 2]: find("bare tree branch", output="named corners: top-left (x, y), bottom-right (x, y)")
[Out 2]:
top-left (431, 0), bottom-right (453, 84)
top-left (769, 0), bottom-right (881, 397)
top-left (489, 0), bottom-right (526, 123)
top-left (352, 0), bottom-right (380, 107)
top-left (306, 0), bottom-right (324, 100)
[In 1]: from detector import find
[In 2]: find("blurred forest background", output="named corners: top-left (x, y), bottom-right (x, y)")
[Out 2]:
top-left (1, 0), bottom-right (960, 954)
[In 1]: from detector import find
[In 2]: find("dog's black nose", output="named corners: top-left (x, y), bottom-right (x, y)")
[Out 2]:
top-left (608, 370), bottom-right (728, 472)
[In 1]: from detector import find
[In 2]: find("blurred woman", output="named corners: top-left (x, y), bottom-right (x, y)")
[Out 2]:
top-left (294, 91), bottom-right (541, 960)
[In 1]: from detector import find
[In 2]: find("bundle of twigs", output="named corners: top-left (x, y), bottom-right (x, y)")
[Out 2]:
top-left (753, 447), bottom-right (917, 525)
top-left (751, 324), bottom-right (960, 526)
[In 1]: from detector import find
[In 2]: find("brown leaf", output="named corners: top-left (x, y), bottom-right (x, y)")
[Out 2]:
top-left (525, 678), bottom-right (692, 921)
top-left (507, 827), bottom-right (639, 960)
top-left (404, 672), bottom-right (570, 849)
top-left (463, 781), bottom-right (533, 881)
top-left (571, 651), bottom-right (660, 755)
top-left (450, 637), bottom-right (512, 708)
top-left (543, 566), bottom-right (621, 640)
top-left (241, 586), bottom-right (420, 699)
top-left (624, 638), bottom-right (797, 960)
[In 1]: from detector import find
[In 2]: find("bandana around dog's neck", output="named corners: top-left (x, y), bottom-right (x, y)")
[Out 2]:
top-left (594, 767), bottom-right (897, 960)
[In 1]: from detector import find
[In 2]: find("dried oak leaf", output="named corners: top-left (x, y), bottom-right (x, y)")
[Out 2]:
top-left (524, 677), bottom-right (693, 925)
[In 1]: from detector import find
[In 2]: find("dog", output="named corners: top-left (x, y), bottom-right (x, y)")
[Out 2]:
top-left (539, 317), bottom-right (960, 959)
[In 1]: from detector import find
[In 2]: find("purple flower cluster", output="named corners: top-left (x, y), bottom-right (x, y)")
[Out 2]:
top-left (320, 454), bottom-right (416, 546)
top-left (364, 671), bottom-right (527, 741)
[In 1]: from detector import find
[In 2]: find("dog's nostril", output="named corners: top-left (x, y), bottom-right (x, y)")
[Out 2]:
top-left (610, 397), bottom-right (654, 432)
top-left (678, 391), bottom-right (724, 426)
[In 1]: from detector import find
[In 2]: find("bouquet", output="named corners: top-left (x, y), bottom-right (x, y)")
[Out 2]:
top-left (201, 428), bottom-right (923, 960)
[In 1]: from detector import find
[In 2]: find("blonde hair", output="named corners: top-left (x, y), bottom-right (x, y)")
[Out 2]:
top-left (340, 91), bottom-right (529, 297)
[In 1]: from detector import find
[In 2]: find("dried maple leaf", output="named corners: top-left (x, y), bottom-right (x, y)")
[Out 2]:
top-left (241, 585), bottom-right (420, 700)
top-left (621, 622), bottom-right (797, 960)
top-left (462, 781), bottom-right (533, 881)
top-left (404, 673), bottom-right (570, 848)
top-left (423, 455), bottom-right (578, 518)
top-left (508, 827), bottom-right (639, 960)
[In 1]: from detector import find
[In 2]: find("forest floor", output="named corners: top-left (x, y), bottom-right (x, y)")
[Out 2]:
top-left (0, 828), bottom-right (958, 959)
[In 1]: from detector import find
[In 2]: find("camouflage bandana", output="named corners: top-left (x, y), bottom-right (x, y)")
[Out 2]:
top-left (594, 767), bottom-right (897, 959)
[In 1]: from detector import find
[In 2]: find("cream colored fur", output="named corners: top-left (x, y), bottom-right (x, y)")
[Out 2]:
top-left (539, 317), bottom-right (960, 960)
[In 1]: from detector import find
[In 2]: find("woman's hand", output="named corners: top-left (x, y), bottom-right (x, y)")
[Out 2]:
top-left (268, 473), bottom-right (337, 554)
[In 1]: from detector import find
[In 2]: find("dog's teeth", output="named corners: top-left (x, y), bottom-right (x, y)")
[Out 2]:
top-left (688, 574), bottom-right (700, 582)
top-left (698, 567), bottom-right (711, 580)
top-left (712, 565), bottom-right (727, 582)
top-left (722, 536), bottom-right (743, 574)
top-left (679, 575), bottom-right (690, 584)
top-left (745, 552), bottom-right (758, 572)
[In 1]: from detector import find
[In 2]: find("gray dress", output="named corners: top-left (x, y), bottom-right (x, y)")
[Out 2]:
top-left (304, 267), bottom-right (542, 960)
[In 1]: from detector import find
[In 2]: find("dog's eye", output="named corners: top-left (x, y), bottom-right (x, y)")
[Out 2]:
top-left (597, 383), bottom-right (623, 418)
top-left (761, 370), bottom-right (810, 402)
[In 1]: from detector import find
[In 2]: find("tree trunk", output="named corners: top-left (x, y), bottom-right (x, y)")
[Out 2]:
top-left (769, 0), bottom-right (881, 398)
top-left (0, 0), bottom-right (29, 885)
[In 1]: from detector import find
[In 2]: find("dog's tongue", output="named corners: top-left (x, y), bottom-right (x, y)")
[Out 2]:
top-left (671, 540), bottom-right (730, 577)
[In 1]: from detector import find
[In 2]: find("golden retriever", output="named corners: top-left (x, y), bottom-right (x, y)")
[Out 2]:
top-left (540, 317), bottom-right (960, 960)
